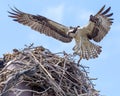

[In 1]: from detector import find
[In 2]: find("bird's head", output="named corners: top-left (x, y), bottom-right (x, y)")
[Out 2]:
top-left (67, 26), bottom-right (80, 38)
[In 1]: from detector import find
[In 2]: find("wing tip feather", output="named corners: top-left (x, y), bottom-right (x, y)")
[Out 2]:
top-left (101, 6), bottom-right (111, 15)
top-left (96, 5), bottom-right (106, 15)
top-left (8, 7), bottom-right (24, 19)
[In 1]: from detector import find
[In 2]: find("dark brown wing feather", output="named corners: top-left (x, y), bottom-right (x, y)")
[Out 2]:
top-left (8, 8), bottom-right (72, 43)
top-left (90, 5), bottom-right (113, 42)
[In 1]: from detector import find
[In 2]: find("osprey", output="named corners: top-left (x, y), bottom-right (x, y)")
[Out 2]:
top-left (8, 5), bottom-right (113, 60)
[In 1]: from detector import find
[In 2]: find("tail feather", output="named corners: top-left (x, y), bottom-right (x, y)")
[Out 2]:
top-left (73, 40), bottom-right (102, 60)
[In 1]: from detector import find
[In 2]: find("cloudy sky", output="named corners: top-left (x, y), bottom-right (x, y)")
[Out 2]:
top-left (0, 0), bottom-right (120, 96)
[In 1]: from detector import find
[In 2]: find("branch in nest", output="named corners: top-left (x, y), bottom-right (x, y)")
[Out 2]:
top-left (0, 46), bottom-right (100, 96)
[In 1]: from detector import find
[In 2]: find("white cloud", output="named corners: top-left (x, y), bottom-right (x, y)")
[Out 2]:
top-left (42, 4), bottom-right (65, 23)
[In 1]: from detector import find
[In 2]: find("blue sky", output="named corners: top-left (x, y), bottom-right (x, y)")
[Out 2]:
top-left (0, 0), bottom-right (120, 96)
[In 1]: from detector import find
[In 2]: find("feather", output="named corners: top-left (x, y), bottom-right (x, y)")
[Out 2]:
top-left (105, 13), bottom-right (113, 17)
top-left (96, 5), bottom-right (105, 15)
top-left (89, 6), bottom-right (113, 42)
top-left (101, 7), bottom-right (111, 15)
top-left (8, 6), bottom-right (113, 60)
top-left (8, 8), bottom-right (72, 43)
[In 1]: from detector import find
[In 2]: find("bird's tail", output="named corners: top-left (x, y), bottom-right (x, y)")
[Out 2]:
top-left (73, 40), bottom-right (102, 60)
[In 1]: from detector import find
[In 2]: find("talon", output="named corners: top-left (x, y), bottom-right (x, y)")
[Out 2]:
top-left (77, 57), bottom-right (82, 65)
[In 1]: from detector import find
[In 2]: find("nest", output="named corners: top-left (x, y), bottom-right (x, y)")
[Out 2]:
top-left (0, 45), bottom-right (100, 96)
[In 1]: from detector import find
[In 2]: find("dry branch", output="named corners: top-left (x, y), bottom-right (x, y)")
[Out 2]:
top-left (0, 46), bottom-right (100, 96)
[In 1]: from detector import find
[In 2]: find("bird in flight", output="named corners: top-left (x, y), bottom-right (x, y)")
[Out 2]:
top-left (8, 5), bottom-right (113, 60)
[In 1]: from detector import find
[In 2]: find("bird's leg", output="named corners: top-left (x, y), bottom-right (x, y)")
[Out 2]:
top-left (77, 57), bottom-right (82, 66)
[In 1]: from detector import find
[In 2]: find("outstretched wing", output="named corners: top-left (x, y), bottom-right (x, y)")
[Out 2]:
top-left (89, 5), bottom-right (113, 42)
top-left (8, 8), bottom-right (72, 43)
